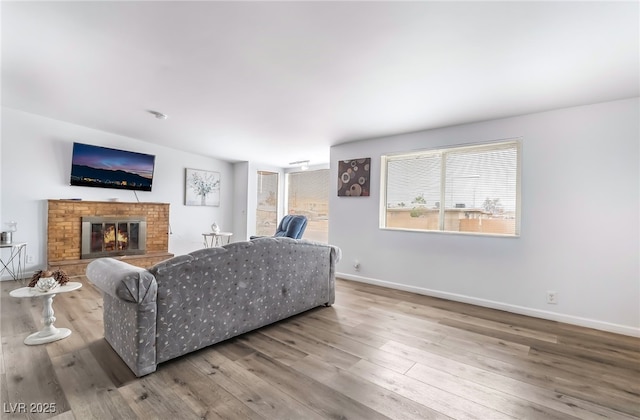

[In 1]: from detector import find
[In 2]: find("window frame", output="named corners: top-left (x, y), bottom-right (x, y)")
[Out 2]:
top-left (380, 138), bottom-right (522, 237)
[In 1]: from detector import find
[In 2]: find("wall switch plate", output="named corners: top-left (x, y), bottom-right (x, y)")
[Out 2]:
top-left (547, 291), bottom-right (558, 304)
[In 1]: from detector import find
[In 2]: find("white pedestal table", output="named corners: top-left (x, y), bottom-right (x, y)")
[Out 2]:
top-left (9, 282), bottom-right (82, 345)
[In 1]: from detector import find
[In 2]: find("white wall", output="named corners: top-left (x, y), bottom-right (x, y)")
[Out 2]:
top-left (1, 108), bottom-right (235, 275)
top-left (232, 162), bottom-right (250, 242)
top-left (330, 98), bottom-right (640, 336)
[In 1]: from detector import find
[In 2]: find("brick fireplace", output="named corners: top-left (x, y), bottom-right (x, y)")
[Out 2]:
top-left (47, 200), bottom-right (173, 276)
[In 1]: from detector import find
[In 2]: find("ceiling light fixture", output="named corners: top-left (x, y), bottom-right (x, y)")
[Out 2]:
top-left (289, 160), bottom-right (310, 170)
top-left (147, 110), bottom-right (168, 120)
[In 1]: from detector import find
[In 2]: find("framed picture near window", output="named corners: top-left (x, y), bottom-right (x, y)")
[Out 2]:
top-left (337, 158), bottom-right (370, 197)
top-left (185, 168), bottom-right (220, 206)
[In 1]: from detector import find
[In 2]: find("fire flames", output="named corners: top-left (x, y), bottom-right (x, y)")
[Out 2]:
top-left (104, 225), bottom-right (129, 250)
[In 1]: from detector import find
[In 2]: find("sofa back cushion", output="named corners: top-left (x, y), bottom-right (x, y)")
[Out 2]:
top-left (149, 237), bottom-right (334, 363)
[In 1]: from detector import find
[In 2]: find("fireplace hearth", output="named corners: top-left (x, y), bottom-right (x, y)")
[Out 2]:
top-left (81, 216), bottom-right (147, 259)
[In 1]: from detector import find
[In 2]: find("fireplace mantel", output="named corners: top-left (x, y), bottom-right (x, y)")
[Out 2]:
top-left (47, 200), bottom-right (173, 275)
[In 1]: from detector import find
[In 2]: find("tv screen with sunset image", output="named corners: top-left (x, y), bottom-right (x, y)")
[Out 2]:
top-left (70, 142), bottom-right (156, 192)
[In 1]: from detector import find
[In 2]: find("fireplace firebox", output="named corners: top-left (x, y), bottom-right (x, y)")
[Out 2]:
top-left (81, 216), bottom-right (147, 259)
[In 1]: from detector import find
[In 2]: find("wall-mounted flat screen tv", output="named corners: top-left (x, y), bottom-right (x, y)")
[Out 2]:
top-left (70, 142), bottom-right (156, 191)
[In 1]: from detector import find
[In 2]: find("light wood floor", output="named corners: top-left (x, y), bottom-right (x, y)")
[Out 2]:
top-left (1, 277), bottom-right (639, 420)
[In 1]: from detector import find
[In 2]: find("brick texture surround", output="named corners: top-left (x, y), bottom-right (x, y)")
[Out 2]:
top-left (47, 200), bottom-right (173, 276)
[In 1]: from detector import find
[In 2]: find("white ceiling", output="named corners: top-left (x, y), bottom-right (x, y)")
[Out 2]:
top-left (2, 1), bottom-right (638, 168)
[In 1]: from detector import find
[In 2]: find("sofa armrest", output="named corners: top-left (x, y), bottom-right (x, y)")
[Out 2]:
top-left (298, 239), bottom-right (342, 263)
top-left (86, 258), bottom-right (157, 307)
top-left (329, 244), bottom-right (342, 263)
top-left (86, 257), bottom-right (158, 377)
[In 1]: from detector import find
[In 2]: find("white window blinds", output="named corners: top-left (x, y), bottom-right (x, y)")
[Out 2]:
top-left (382, 139), bottom-right (520, 236)
top-left (256, 171), bottom-right (279, 237)
top-left (287, 169), bottom-right (330, 243)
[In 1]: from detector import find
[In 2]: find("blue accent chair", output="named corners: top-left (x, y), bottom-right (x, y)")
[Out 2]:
top-left (274, 215), bottom-right (308, 239)
top-left (251, 215), bottom-right (308, 240)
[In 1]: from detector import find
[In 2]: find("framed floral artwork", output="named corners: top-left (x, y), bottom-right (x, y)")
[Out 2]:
top-left (185, 168), bottom-right (220, 206)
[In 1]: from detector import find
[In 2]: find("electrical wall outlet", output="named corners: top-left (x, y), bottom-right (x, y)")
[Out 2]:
top-left (547, 291), bottom-right (558, 304)
top-left (27, 255), bottom-right (34, 264)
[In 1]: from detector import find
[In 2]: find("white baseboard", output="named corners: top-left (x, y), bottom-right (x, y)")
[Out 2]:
top-left (337, 272), bottom-right (640, 338)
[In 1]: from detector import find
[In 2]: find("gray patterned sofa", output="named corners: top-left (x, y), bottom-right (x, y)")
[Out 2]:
top-left (86, 237), bottom-right (341, 377)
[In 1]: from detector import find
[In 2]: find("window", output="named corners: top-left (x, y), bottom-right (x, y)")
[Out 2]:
top-left (287, 169), bottom-right (330, 243)
top-left (255, 171), bottom-right (279, 237)
top-left (381, 139), bottom-right (520, 236)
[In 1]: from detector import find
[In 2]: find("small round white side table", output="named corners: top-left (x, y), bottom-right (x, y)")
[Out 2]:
top-left (9, 282), bottom-right (82, 345)
top-left (202, 232), bottom-right (233, 248)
